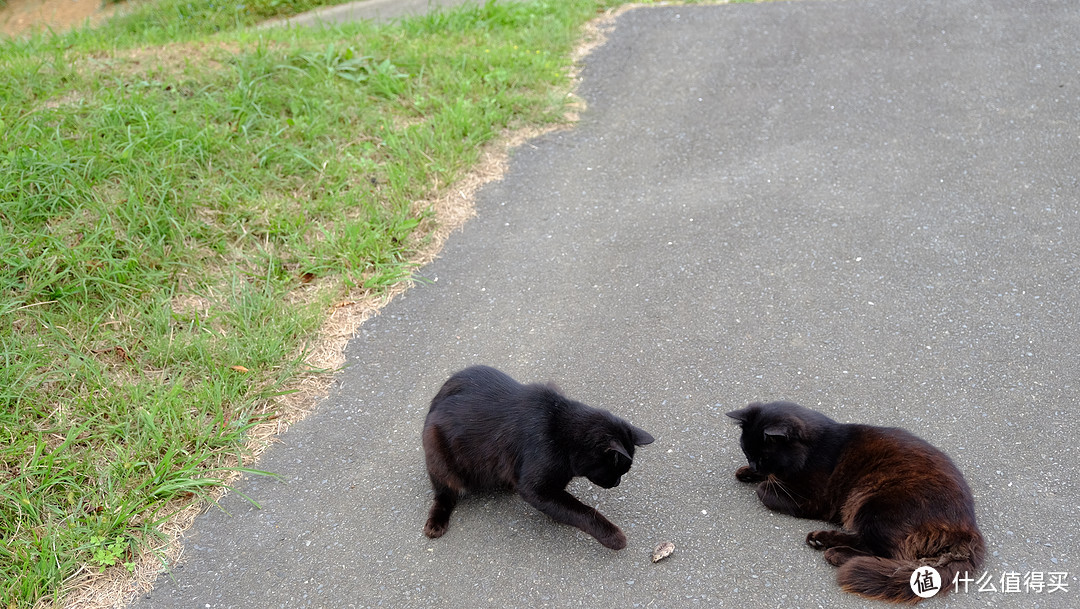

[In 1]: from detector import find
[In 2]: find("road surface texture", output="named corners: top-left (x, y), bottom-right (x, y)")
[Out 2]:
top-left (134, 0), bottom-right (1079, 607)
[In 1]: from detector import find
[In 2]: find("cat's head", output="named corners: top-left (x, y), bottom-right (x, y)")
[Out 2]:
top-left (578, 415), bottom-right (655, 489)
top-left (726, 401), bottom-right (835, 477)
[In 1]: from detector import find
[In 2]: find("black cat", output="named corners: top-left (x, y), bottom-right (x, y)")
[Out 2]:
top-left (422, 365), bottom-right (654, 550)
top-left (728, 401), bottom-right (985, 604)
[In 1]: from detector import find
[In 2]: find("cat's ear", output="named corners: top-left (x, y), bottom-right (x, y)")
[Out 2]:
top-left (608, 439), bottom-right (632, 460)
top-left (763, 424), bottom-right (789, 440)
top-left (630, 425), bottom-right (655, 446)
top-left (542, 380), bottom-right (563, 394)
top-left (726, 403), bottom-right (760, 424)
top-left (763, 418), bottom-right (801, 441)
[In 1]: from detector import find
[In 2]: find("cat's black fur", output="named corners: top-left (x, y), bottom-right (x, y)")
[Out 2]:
top-left (728, 401), bottom-right (985, 604)
top-left (422, 365), bottom-right (654, 550)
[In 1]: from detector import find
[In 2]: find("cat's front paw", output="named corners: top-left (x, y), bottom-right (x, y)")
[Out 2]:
top-left (735, 465), bottom-right (765, 483)
top-left (597, 527), bottom-right (628, 551)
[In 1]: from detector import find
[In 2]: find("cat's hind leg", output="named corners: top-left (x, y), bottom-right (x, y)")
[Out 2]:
top-left (806, 529), bottom-right (865, 549)
top-left (424, 482), bottom-right (459, 539)
top-left (422, 425), bottom-right (462, 539)
top-left (806, 530), bottom-right (873, 566)
top-left (821, 546), bottom-right (874, 567)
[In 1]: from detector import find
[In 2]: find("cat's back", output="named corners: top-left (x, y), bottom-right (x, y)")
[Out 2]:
top-left (843, 424), bottom-right (975, 511)
top-left (426, 366), bottom-right (552, 433)
top-left (429, 365), bottom-right (521, 408)
top-left (848, 424), bottom-right (959, 471)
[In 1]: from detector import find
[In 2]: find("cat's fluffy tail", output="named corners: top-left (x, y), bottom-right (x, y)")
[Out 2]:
top-left (837, 545), bottom-right (983, 604)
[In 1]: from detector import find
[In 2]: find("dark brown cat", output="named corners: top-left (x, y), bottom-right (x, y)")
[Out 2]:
top-left (728, 401), bottom-right (985, 604)
top-left (422, 365), bottom-right (654, 549)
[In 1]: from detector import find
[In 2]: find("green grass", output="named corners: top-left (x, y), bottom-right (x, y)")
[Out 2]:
top-left (0, 0), bottom-right (629, 606)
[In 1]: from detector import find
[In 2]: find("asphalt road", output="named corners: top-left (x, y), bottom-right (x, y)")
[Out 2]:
top-left (133, 0), bottom-right (1079, 607)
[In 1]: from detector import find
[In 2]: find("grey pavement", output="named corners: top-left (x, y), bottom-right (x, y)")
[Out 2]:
top-left (134, 0), bottom-right (1079, 607)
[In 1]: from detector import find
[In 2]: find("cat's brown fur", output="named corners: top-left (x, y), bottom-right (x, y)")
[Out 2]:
top-left (728, 401), bottom-right (985, 604)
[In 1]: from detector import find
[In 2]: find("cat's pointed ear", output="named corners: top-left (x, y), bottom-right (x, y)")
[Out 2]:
top-left (608, 439), bottom-right (632, 460)
top-left (763, 424), bottom-right (789, 440)
top-left (726, 403), bottom-right (760, 424)
top-left (763, 418), bottom-right (800, 441)
top-left (630, 425), bottom-right (655, 446)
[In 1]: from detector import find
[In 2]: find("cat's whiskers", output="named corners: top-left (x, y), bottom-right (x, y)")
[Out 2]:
top-left (764, 474), bottom-right (804, 506)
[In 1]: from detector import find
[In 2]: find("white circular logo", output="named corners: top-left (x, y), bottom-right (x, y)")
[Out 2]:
top-left (910, 566), bottom-right (942, 599)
